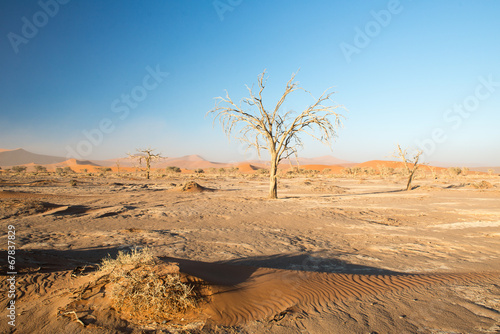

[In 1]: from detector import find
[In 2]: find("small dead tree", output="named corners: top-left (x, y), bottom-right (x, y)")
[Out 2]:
top-left (115, 159), bottom-right (122, 174)
top-left (127, 148), bottom-right (163, 179)
top-left (393, 144), bottom-right (423, 191)
top-left (208, 70), bottom-right (344, 199)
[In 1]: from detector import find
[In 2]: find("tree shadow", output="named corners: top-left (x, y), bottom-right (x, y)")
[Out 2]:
top-left (161, 251), bottom-right (403, 287)
top-left (4, 246), bottom-right (404, 288)
top-left (217, 252), bottom-right (400, 275)
top-left (0, 246), bottom-right (125, 274)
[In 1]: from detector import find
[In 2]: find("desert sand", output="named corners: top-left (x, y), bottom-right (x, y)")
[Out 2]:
top-left (1, 170), bottom-right (500, 333)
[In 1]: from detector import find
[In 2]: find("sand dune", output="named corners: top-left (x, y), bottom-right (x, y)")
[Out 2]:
top-left (237, 163), bottom-right (261, 173)
top-left (1, 148), bottom-right (498, 175)
top-left (356, 160), bottom-right (409, 169)
top-left (282, 155), bottom-right (355, 166)
top-left (19, 256), bottom-right (498, 330)
top-left (46, 158), bottom-right (101, 172)
top-left (166, 257), bottom-right (498, 326)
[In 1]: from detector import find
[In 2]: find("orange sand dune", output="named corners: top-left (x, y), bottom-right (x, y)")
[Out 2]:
top-left (300, 164), bottom-right (330, 172)
top-left (44, 159), bottom-right (100, 172)
top-left (356, 160), bottom-right (409, 169)
top-left (166, 257), bottom-right (499, 326)
top-left (237, 163), bottom-right (261, 173)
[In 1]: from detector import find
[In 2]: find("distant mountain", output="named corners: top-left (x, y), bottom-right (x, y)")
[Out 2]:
top-left (164, 154), bottom-right (207, 162)
top-left (0, 148), bottom-right (67, 166)
top-left (157, 155), bottom-right (228, 169)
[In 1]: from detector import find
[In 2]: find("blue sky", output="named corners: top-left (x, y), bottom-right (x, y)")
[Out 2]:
top-left (1, 0), bottom-right (499, 165)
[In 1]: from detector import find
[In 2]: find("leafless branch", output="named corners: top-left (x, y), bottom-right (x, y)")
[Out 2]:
top-left (207, 70), bottom-right (345, 198)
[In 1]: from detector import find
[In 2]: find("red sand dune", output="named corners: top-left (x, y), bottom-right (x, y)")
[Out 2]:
top-left (46, 159), bottom-right (101, 172)
top-left (300, 164), bottom-right (331, 172)
top-left (237, 163), bottom-right (260, 173)
top-left (356, 160), bottom-right (409, 169)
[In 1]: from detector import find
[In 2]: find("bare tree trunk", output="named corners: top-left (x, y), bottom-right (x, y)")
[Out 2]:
top-left (269, 154), bottom-right (278, 199)
top-left (146, 158), bottom-right (151, 179)
top-left (406, 168), bottom-right (416, 191)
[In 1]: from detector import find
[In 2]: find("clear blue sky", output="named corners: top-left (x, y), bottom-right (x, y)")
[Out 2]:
top-left (1, 0), bottom-right (499, 165)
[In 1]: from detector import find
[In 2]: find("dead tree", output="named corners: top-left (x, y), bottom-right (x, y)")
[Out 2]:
top-left (127, 148), bottom-right (163, 179)
top-left (208, 70), bottom-right (344, 199)
top-left (394, 144), bottom-right (423, 191)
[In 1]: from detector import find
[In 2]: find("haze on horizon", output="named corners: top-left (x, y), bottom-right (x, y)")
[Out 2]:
top-left (1, 1), bottom-right (499, 166)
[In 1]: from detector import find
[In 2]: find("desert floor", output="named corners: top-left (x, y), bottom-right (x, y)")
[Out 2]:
top-left (1, 173), bottom-right (499, 333)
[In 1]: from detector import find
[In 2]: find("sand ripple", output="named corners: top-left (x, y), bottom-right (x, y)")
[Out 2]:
top-left (171, 258), bottom-right (499, 326)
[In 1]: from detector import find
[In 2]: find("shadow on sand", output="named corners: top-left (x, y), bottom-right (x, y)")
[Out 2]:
top-left (3, 246), bottom-right (401, 284)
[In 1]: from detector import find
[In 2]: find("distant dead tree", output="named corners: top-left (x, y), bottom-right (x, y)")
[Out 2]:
top-left (208, 70), bottom-right (344, 199)
top-left (127, 148), bottom-right (163, 179)
top-left (393, 144), bottom-right (423, 191)
top-left (115, 159), bottom-right (122, 173)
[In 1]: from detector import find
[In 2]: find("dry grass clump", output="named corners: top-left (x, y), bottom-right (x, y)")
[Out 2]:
top-left (98, 248), bottom-right (197, 323)
top-left (468, 180), bottom-right (494, 189)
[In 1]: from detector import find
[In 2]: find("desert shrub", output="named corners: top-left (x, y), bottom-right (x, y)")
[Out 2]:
top-left (365, 167), bottom-right (376, 175)
top-left (97, 248), bottom-right (197, 323)
top-left (34, 165), bottom-right (47, 172)
top-left (218, 168), bottom-right (226, 174)
top-left (166, 166), bottom-right (181, 173)
top-left (194, 168), bottom-right (204, 174)
top-left (256, 168), bottom-right (269, 175)
top-left (97, 167), bottom-right (112, 173)
top-left (55, 167), bottom-right (64, 174)
top-left (287, 167), bottom-right (308, 175)
top-left (342, 167), bottom-right (361, 176)
top-left (12, 166), bottom-right (27, 173)
top-left (378, 166), bottom-right (395, 176)
top-left (82, 168), bottom-right (87, 173)
top-left (64, 166), bottom-right (74, 174)
top-left (461, 167), bottom-right (469, 176)
top-left (69, 179), bottom-right (78, 187)
top-left (448, 167), bottom-right (462, 176)
top-left (469, 180), bottom-right (493, 189)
